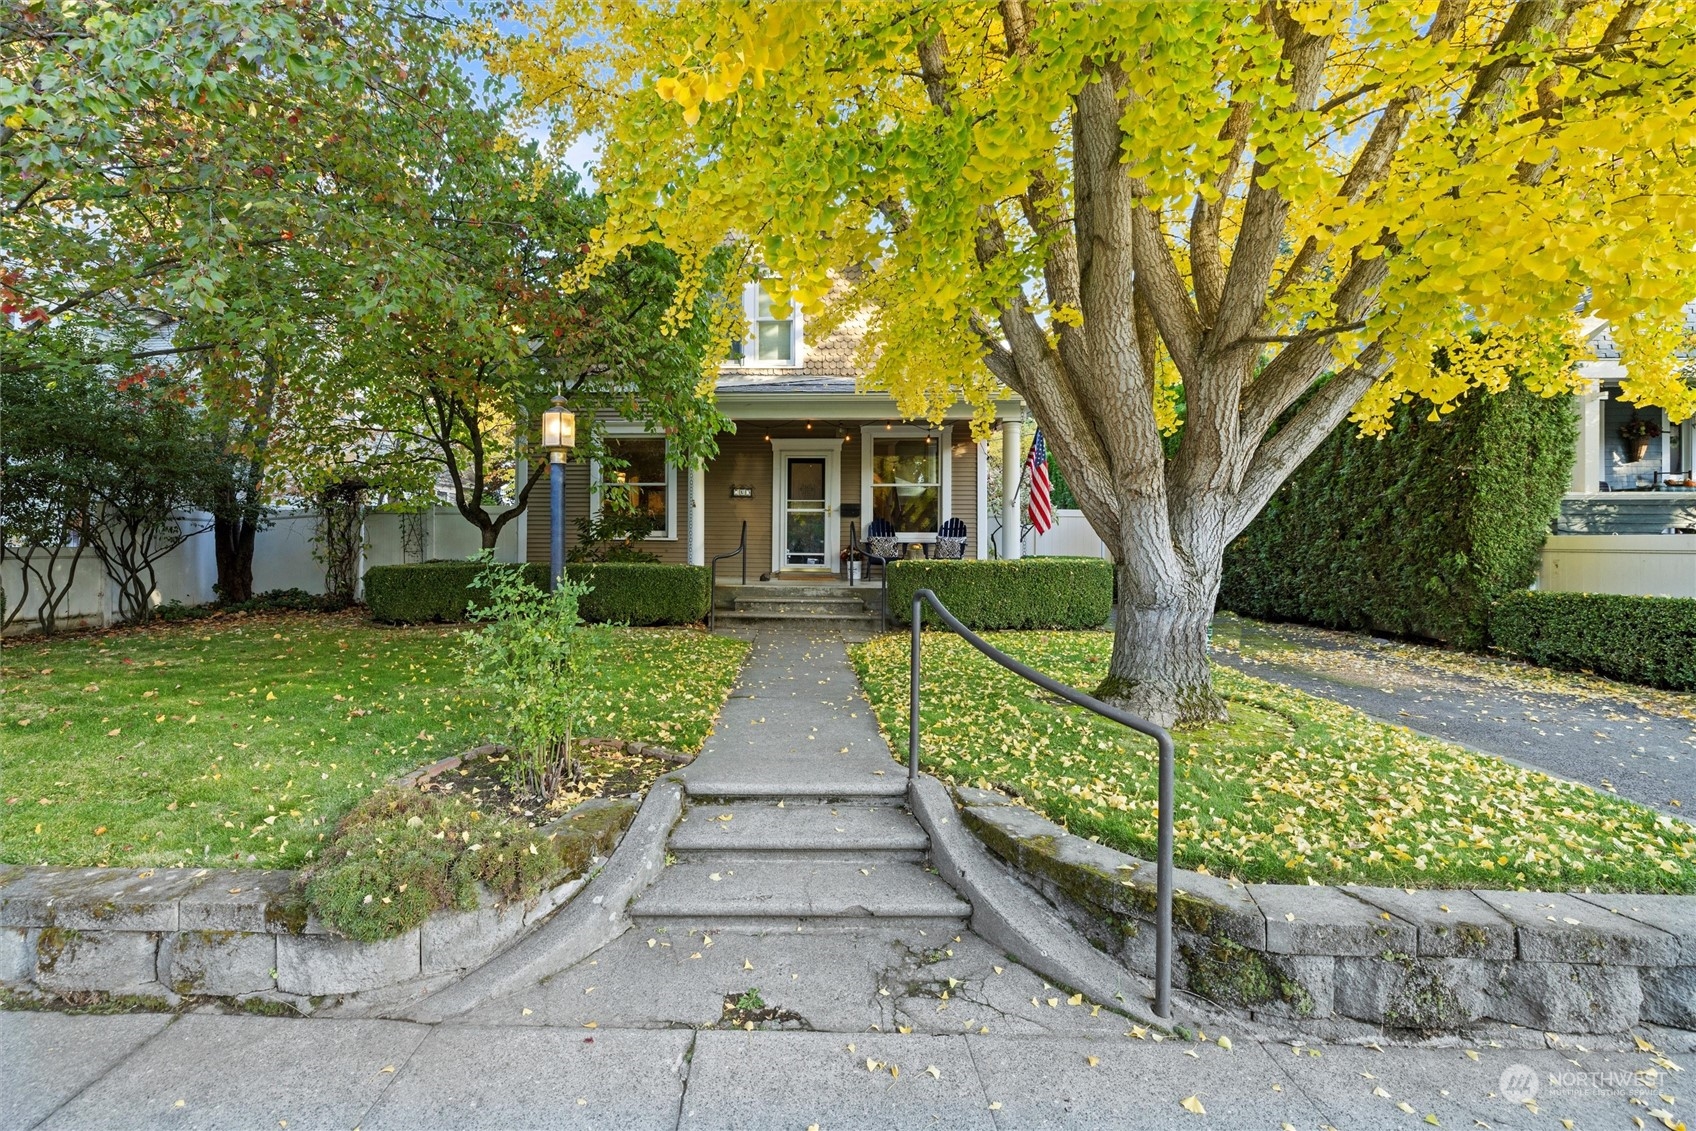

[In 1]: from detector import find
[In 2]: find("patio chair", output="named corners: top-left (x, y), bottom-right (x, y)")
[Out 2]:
top-left (863, 517), bottom-right (901, 580)
top-left (931, 517), bottom-right (968, 560)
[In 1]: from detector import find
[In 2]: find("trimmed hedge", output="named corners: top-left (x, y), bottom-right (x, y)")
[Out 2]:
top-left (364, 560), bottom-right (710, 626)
top-left (887, 557), bottom-right (1114, 630)
top-left (1491, 590), bottom-right (1696, 691)
top-left (567, 561), bottom-right (711, 626)
top-left (1220, 381), bottom-right (1577, 648)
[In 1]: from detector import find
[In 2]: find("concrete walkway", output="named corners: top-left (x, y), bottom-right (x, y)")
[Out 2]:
top-left (6, 1008), bottom-right (1692, 1130)
top-left (683, 621), bottom-right (901, 798)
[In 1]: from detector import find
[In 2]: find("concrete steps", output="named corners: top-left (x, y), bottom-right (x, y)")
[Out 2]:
top-left (669, 801), bottom-right (928, 862)
top-left (734, 597), bottom-right (871, 616)
top-left (637, 785), bottom-right (971, 934)
top-left (711, 584), bottom-right (884, 629)
top-left (629, 860), bottom-right (969, 931)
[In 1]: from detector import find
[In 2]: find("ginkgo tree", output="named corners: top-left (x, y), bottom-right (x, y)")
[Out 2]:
top-left (506, 2), bottom-right (1692, 726)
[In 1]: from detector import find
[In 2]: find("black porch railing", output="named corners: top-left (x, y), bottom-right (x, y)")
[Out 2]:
top-left (846, 521), bottom-right (890, 631)
top-left (707, 520), bottom-right (746, 631)
top-left (906, 588), bottom-right (1176, 1020)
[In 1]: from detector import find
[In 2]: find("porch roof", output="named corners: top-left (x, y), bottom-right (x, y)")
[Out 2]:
top-left (1577, 299), bottom-right (1696, 383)
top-left (713, 371), bottom-right (1022, 422)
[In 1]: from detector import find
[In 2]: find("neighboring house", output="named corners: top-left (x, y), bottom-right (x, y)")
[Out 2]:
top-left (524, 283), bottom-right (1026, 577)
top-left (1541, 301), bottom-right (1696, 597)
top-left (1566, 300), bottom-right (1696, 499)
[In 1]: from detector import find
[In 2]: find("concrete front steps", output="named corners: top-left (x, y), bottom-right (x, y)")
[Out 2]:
top-left (711, 582), bottom-right (883, 629)
top-left (631, 792), bottom-right (969, 934)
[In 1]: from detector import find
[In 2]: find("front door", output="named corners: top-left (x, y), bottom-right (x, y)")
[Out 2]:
top-left (783, 457), bottom-right (829, 569)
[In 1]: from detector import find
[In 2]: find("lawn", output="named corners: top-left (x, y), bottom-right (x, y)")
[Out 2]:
top-left (850, 631), bottom-right (1696, 893)
top-left (1, 611), bottom-right (747, 870)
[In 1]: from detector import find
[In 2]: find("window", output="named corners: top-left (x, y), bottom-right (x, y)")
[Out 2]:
top-left (727, 282), bottom-right (802, 366)
top-left (755, 287), bottom-right (794, 362)
top-left (593, 435), bottom-right (676, 539)
top-left (870, 435), bottom-right (941, 534)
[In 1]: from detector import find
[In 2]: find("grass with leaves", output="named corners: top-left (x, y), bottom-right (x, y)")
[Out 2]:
top-left (1, 611), bottom-right (747, 870)
top-left (850, 631), bottom-right (1696, 893)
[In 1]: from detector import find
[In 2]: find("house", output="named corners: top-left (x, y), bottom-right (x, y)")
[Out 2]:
top-left (523, 283), bottom-right (1027, 578)
top-left (1540, 301), bottom-right (1696, 597)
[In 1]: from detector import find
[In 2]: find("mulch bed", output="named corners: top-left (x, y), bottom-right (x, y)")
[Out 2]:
top-left (404, 738), bottom-right (692, 826)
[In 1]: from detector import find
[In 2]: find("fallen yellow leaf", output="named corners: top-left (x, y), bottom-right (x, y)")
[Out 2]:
top-left (1180, 1096), bottom-right (1206, 1115)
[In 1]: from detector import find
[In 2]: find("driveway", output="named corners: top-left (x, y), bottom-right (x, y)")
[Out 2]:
top-left (1213, 614), bottom-right (1696, 820)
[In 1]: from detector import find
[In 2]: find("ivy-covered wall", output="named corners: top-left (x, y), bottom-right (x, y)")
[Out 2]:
top-left (1219, 384), bottom-right (1578, 649)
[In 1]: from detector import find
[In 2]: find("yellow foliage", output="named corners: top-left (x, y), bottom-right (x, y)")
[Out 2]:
top-left (486, 0), bottom-right (1696, 432)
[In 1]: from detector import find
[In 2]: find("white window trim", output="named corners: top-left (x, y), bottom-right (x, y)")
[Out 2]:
top-left (769, 437), bottom-right (843, 573)
top-left (860, 425), bottom-right (951, 543)
top-left (723, 281), bottom-right (804, 369)
top-left (589, 423), bottom-right (677, 541)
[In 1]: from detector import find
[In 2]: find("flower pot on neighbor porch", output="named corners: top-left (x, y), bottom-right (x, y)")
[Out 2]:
top-left (1625, 437), bottom-right (1651, 463)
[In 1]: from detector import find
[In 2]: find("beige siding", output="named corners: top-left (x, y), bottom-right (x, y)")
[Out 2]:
top-left (523, 457), bottom-right (691, 566)
top-left (945, 423), bottom-right (981, 559)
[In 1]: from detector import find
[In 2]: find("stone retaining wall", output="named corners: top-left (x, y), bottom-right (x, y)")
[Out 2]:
top-left (0, 796), bottom-right (637, 1014)
top-left (955, 787), bottom-right (1695, 1035)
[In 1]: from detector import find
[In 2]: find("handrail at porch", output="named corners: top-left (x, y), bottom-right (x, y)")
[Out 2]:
top-left (906, 588), bottom-right (1176, 1021)
top-left (708, 520), bottom-right (747, 630)
top-left (847, 521), bottom-right (890, 630)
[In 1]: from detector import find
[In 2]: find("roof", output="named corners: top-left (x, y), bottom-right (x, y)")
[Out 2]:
top-left (712, 281), bottom-right (1020, 417)
top-left (715, 373), bottom-right (860, 395)
top-left (1580, 299), bottom-right (1696, 364)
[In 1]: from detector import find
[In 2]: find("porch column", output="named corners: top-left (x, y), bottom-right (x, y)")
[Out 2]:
top-left (1000, 418), bottom-right (1023, 559)
top-left (1572, 382), bottom-right (1607, 493)
top-left (687, 457), bottom-right (706, 566)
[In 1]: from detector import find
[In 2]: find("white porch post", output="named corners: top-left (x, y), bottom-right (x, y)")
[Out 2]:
top-left (1000, 418), bottom-right (1023, 560)
top-left (687, 458), bottom-right (706, 566)
top-left (1572, 383), bottom-right (1607, 493)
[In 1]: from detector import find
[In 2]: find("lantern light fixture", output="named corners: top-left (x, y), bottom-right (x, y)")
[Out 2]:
top-left (540, 393), bottom-right (576, 462)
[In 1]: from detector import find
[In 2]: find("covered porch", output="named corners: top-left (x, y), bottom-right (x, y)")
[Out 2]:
top-left (524, 381), bottom-right (1028, 578)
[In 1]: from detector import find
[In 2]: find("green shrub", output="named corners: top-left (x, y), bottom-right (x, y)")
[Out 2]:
top-left (1491, 590), bottom-right (1696, 691)
top-left (461, 556), bottom-right (600, 799)
top-left (364, 560), bottom-right (709, 625)
top-left (233, 587), bottom-right (330, 613)
top-left (887, 557), bottom-right (1114, 630)
top-left (563, 562), bottom-right (710, 625)
top-left (1220, 380), bottom-right (1577, 648)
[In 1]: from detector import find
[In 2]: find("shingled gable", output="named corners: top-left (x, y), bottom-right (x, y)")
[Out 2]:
top-left (717, 281), bottom-right (875, 396)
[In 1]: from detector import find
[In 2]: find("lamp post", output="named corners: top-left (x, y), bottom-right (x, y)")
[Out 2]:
top-left (540, 393), bottom-right (576, 589)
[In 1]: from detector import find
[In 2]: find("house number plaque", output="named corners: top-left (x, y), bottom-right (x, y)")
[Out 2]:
top-left (730, 484), bottom-right (754, 499)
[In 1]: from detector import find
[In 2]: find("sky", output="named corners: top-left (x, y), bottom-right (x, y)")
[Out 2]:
top-left (434, 1), bottom-right (603, 185)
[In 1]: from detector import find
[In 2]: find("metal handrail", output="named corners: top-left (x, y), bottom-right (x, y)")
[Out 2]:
top-left (708, 520), bottom-right (746, 630)
top-left (848, 522), bottom-right (891, 630)
top-left (906, 588), bottom-right (1175, 1021)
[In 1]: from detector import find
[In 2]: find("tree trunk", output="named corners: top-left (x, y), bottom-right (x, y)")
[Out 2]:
top-left (212, 507), bottom-right (258, 604)
top-left (1097, 550), bottom-right (1228, 730)
top-left (480, 522), bottom-right (499, 551)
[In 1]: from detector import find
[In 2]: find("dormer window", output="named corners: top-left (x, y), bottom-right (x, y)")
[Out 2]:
top-left (755, 286), bottom-right (794, 362)
top-left (730, 281), bottom-right (803, 366)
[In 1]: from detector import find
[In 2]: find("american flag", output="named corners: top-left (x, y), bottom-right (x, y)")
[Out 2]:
top-left (1025, 427), bottom-right (1054, 535)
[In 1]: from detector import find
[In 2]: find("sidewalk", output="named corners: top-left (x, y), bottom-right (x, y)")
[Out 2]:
top-left (5, 1008), bottom-right (1689, 1130)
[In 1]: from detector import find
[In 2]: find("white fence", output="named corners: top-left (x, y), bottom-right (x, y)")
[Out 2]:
top-left (1026, 509), bottom-right (1111, 559)
top-left (1538, 534), bottom-right (1696, 599)
top-left (2, 506), bottom-right (526, 634)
